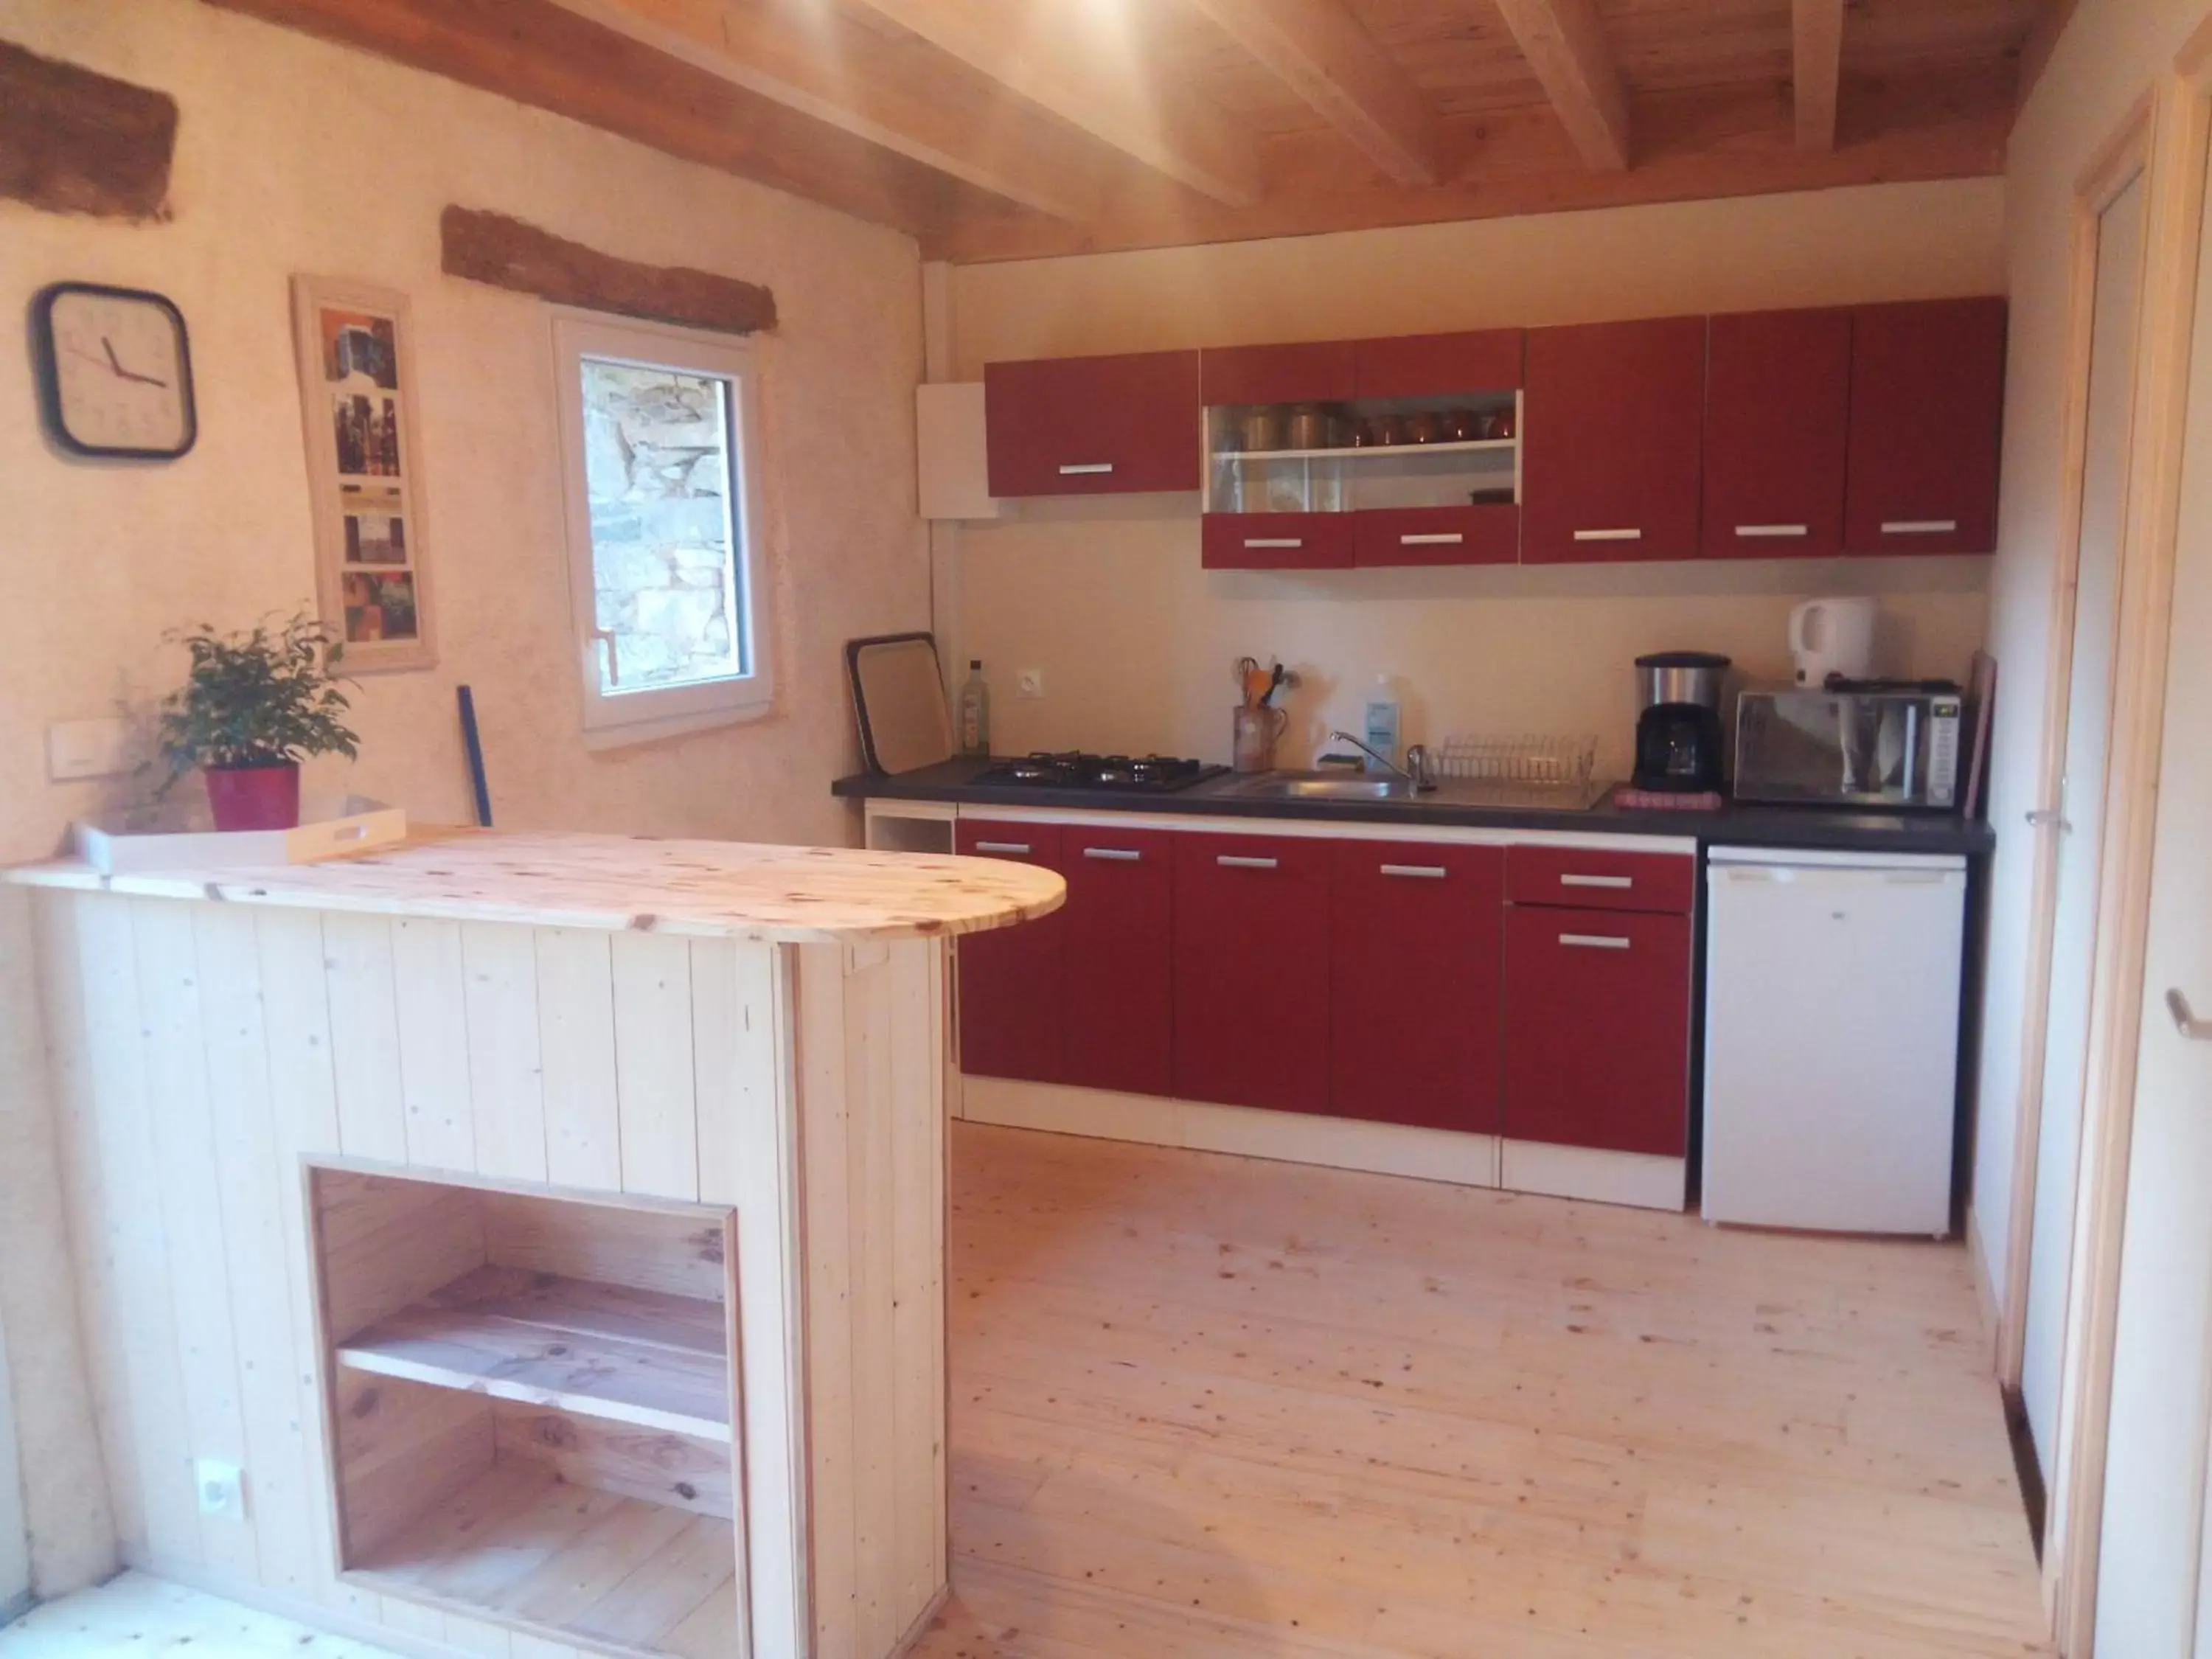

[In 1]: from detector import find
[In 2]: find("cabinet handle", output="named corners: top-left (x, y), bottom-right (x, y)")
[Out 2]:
top-left (1559, 873), bottom-right (1632, 889)
top-left (1380, 863), bottom-right (1447, 879)
top-left (1880, 518), bottom-right (1958, 535)
top-left (1399, 532), bottom-right (1464, 546)
top-left (1217, 855), bottom-right (1279, 870)
top-left (1735, 524), bottom-right (1808, 538)
top-left (973, 840), bottom-right (1032, 854)
top-left (1243, 537), bottom-right (1304, 549)
top-left (1559, 933), bottom-right (1632, 950)
top-left (1082, 847), bottom-right (1142, 863)
top-left (1057, 462), bottom-right (1115, 476)
top-left (2168, 989), bottom-right (2212, 1040)
top-left (1573, 528), bottom-right (1642, 542)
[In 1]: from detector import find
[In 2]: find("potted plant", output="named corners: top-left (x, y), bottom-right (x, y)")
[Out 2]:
top-left (156, 610), bottom-right (360, 831)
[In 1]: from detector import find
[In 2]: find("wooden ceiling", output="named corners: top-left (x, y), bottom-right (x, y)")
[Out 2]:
top-left (203, 0), bottom-right (2044, 262)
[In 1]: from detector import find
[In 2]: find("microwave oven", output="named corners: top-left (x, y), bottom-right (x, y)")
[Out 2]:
top-left (1733, 685), bottom-right (1964, 809)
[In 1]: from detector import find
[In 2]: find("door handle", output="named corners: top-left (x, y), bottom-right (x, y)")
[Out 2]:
top-left (973, 840), bottom-right (1032, 854)
top-left (1243, 538), bottom-right (1304, 549)
top-left (1559, 933), bottom-right (1632, 950)
top-left (2025, 808), bottom-right (2072, 831)
top-left (1573, 528), bottom-right (1642, 542)
top-left (1082, 847), bottom-right (1141, 862)
top-left (1735, 524), bottom-right (1808, 538)
top-left (1881, 518), bottom-right (1958, 535)
top-left (1380, 863), bottom-right (1447, 879)
top-left (1559, 873), bottom-right (1633, 889)
top-left (2168, 988), bottom-right (2212, 1040)
top-left (1399, 533), bottom-right (1464, 546)
top-left (1217, 855), bottom-right (1279, 870)
top-left (1057, 462), bottom-right (1114, 476)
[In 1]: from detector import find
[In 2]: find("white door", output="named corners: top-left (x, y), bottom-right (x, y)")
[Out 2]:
top-left (2023, 170), bottom-right (2149, 1471)
top-left (2092, 152), bottom-right (2212, 1658)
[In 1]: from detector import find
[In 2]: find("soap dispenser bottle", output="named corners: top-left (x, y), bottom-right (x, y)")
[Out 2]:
top-left (1361, 676), bottom-right (1401, 773)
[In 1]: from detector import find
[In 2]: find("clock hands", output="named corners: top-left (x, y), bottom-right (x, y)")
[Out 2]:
top-left (95, 334), bottom-right (170, 389)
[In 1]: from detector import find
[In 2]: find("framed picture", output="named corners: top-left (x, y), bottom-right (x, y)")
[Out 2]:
top-left (290, 276), bottom-right (437, 672)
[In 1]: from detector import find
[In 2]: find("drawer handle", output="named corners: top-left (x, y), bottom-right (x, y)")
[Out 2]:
top-left (1244, 537), bottom-right (1304, 549)
top-left (1380, 863), bottom-right (1447, 879)
top-left (1559, 933), bottom-right (1632, 950)
top-left (1881, 518), bottom-right (1958, 535)
top-left (1735, 524), bottom-right (1808, 538)
top-left (1057, 462), bottom-right (1115, 476)
top-left (973, 840), bottom-right (1032, 854)
top-left (1573, 528), bottom-right (1641, 542)
top-left (1217, 855), bottom-right (1279, 870)
top-left (1399, 532), bottom-right (1464, 546)
top-left (1082, 847), bottom-right (1142, 863)
top-left (1559, 873), bottom-right (1633, 889)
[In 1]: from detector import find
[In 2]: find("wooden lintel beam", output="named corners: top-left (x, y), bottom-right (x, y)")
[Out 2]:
top-left (1186, 0), bottom-right (1442, 187)
top-left (1792, 0), bottom-right (1846, 150)
top-left (0, 40), bottom-right (178, 220)
top-left (845, 0), bottom-right (1265, 207)
top-left (544, 0), bottom-right (1104, 220)
top-left (1491, 0), bottom-right (1632, 171)
top-left (442, 206), bottom-right (777, 333)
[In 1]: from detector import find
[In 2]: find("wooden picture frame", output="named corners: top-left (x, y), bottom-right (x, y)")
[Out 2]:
top-left (290, 275), bottom-right (437, 673)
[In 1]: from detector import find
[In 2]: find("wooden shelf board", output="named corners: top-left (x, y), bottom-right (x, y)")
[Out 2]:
top-left (351, 1461), bottom-right (740, 1659)
top-left (1214, 437), bottom-right (1516, 462)
top-left (335, 1266), bottom-right (733, 1443)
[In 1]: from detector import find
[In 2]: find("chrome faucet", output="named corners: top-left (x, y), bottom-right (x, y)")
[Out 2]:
top-left (1329, 730), bottom-right (1436, 790)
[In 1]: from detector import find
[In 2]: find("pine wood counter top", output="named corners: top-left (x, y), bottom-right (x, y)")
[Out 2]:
top-left (5, 827), bottom-right (1065, 942)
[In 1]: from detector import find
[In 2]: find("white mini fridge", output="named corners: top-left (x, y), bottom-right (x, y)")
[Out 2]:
top-left (1702, 846), bottom-right (1967, 1234)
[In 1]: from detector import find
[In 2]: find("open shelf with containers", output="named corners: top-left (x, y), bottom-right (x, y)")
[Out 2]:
top-left (1198, 330), bottom-right (1525, 569)
top-left (311, 1166), bottom-right (743, 1659)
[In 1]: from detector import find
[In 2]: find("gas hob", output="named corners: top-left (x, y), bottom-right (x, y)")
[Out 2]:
top-left (972, 751), bottom-right (1229, 793)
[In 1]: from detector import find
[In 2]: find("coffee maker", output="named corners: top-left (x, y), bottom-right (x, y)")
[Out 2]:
top-left (1633, 651), bottom-right (1731, 793)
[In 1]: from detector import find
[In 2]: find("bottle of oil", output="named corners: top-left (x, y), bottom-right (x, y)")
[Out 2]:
top-left (958, 660), bottom-right (991, 757)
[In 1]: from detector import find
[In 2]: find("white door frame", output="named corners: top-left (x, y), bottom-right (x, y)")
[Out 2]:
top-left (0, 1306), bottom-right (29, 1621)
top-left (2018, 29), bottom-right (2212, 1651)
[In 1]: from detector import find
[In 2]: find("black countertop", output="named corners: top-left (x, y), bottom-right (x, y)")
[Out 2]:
top-left (832, 759), bottom-right (1997, 857)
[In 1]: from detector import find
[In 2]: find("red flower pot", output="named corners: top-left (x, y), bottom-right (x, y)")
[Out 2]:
top-left (204, 762), bottom-right (302, 832)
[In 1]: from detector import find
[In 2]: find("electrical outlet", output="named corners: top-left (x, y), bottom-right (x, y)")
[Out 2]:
top-left (195, 1458), bottom-right (246, 1522)
top-left (1016, 669), bottom-right (1045, 700)
top-left (46, 717), bottom-right (138, 782)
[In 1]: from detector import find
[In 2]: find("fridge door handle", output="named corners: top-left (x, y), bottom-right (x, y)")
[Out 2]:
top-left (2168, 988), bottom-right (2212, 1040)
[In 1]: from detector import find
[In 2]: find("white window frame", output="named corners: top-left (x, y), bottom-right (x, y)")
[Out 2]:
top-left (550, 308), bottom-right (774, 745)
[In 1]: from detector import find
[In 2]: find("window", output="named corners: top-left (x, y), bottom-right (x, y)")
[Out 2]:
top-left (552, 311), bottom-right (772, 742)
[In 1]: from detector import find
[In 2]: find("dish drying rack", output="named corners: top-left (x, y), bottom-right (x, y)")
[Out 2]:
top-left (1434, 733), bottom-right (1598, 789)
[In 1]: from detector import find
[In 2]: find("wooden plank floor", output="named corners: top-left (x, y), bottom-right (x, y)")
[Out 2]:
top-left (909, 1122), bottom-right (2051, 1659)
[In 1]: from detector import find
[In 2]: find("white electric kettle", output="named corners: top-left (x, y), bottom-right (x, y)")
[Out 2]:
top-left (1789, 597), bottom-right (1879, 686)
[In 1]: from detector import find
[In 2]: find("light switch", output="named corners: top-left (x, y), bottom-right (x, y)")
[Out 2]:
top-left (46, 717), bottom-right (136, 782)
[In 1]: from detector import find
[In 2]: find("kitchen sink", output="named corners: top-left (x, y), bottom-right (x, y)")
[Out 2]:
top-left (1240, 773), bottom-right (1418, 801)
top-left (1222, 771), bottom-right (1613, 811)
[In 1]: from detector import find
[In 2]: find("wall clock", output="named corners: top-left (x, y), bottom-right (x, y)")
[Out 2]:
top-left (30, 281), bottom-right (198, 460)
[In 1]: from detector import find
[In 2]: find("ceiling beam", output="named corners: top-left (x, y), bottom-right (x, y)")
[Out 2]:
top-left (1490, 0), bottom-right (1631, 170)
top-left (844, 0), bottom-right (1264, 206)
top-left (202, 0), bottom-right (970, 236)
top-left (544, 0), bottom-right (1104, 220)
top-left (1183, 0), bottom-right (1442, 187)
top-left (1792, 0), bottom-right (1846, 150)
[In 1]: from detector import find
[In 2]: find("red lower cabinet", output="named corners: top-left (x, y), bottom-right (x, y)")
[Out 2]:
top-left (1061, 827), bottom-right (1175, 1096)
top-left (1172, 834), bottom-right (1331, 1113)
top-left (955, 820), bottom-right (1065, 1083)
top-left (1501, 905), bottom-right (1693, 1156)
top-left (1329, 842), bottom-right (1503, 1132)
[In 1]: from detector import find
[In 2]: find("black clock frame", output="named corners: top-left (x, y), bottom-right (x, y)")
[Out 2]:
top-left (29, 280), bottom-right (200, 461)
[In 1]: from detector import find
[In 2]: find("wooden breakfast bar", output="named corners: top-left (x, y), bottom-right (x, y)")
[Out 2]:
top-left (6, 830), bottom-right (1062, 1659)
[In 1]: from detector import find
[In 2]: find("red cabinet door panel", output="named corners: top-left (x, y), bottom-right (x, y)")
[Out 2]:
top-left (1329, 842), bottom-right (1503, 1132)
top-left (1200, 341), bottom-right (1357, 406)
top-left (1203, 512), bottom-right (1355, 569)
top-left (984, 351), bottom-right (1200, 497)
top-left (1061, 827), bottom-right (1175, 1097)
top-left (955, 820), bottom-right (1065, 1082)
top-left (1505, 845), bottom-right (1696, 915)
top-left (1523, 316), bottom-right (1707, 563)
top-left (1354, 330), bottom-right (1524, 398)
top-left (1501, 906), bottom-right (1692, 1156)
top-left (1172, 834), bottom-right (1331, 1113)
top-left (1703, 308), bottom-right (1850, 560)
top-left (1843, 297), bottom-right (2007, 555)
top-left (1354, 504), bottom-right (1519, 567)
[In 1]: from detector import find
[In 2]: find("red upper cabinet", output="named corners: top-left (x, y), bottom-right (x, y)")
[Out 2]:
top-left (1060, 827), bottom-right (1175, 1098)
top-left (1203, 513), bottom-right (1356, 570)
top-left (1354, 330), bottom-right (1523, 398)
top-left (1703, 308), bottom-right (1851, 560)
top-left (1523, 316), bottom-right (1706, 564)
top-left (984, 350), bottom-right (1201, 497)
top-left (954, 820), bottom-right (1065, 1084)
top-left (1328, 843), bottom-right (1503, 1133)
top-left (1200, 341), bottom-right (1357, 406)
top-left (1843, 297), bottom-right (2008, 555)
top-left (1171, 834), bottom-right (1331, 1114)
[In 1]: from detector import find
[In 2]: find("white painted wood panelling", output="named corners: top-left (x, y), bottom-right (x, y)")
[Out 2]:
top-left (25, 893), bottom-right (950, 1659)
top-left (0, 1303), bottom-right (29, 1617)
